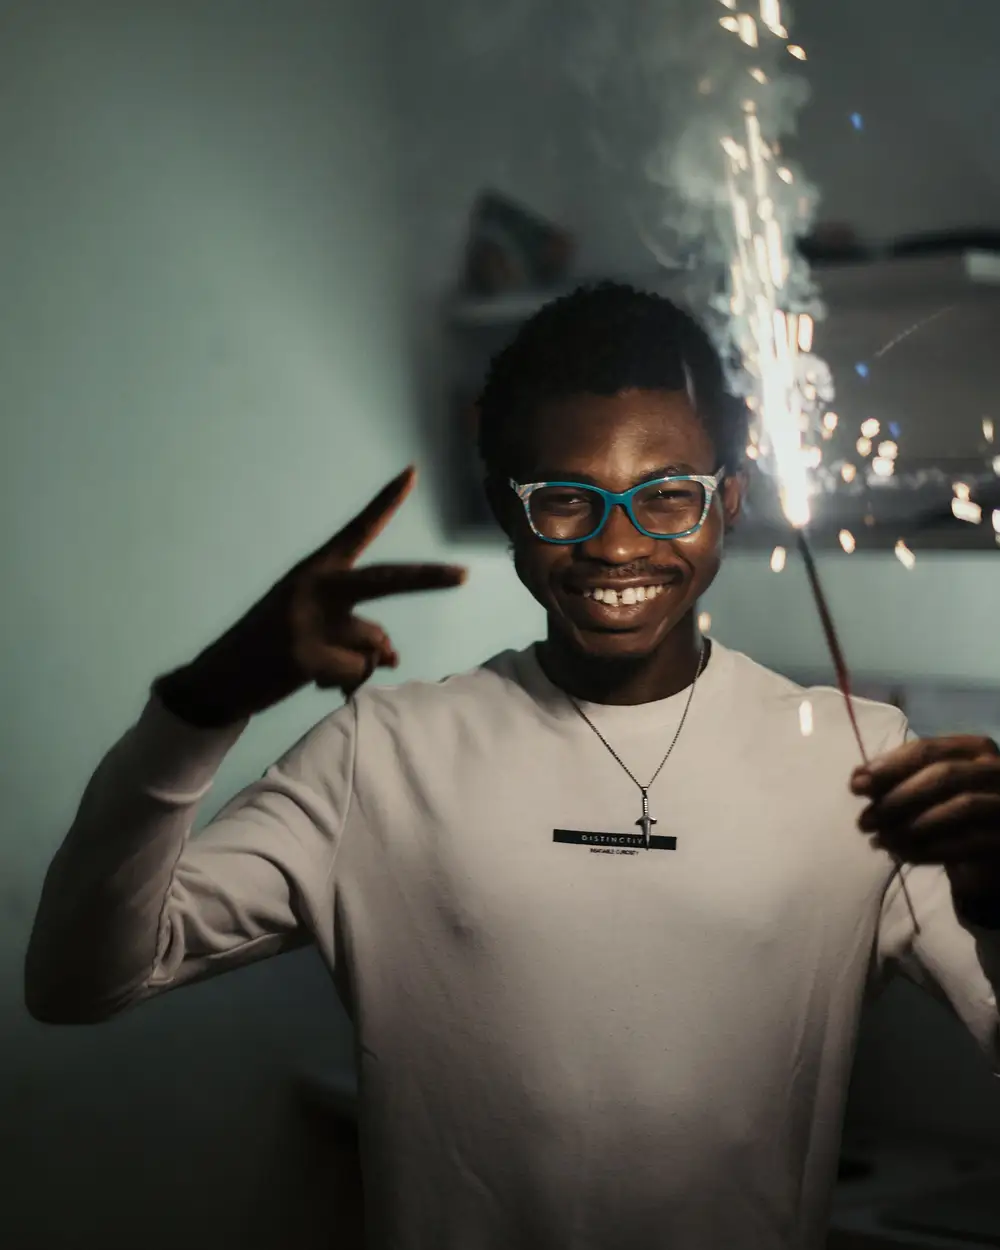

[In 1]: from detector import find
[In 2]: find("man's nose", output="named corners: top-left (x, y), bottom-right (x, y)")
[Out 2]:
top-left (580, 503), bottom-right (657, 562)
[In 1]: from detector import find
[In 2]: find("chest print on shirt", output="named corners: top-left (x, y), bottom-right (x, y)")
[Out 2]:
top-left (552, 827), bottom-right (678, 855)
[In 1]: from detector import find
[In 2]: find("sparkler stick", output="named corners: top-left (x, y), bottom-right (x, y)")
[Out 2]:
top-left (794, 530), bottom-right (866, 759)
top-left (794, 531), bottom-right (921, 933)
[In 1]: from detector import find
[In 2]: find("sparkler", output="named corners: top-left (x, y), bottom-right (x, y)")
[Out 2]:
top-left (715, 0), bottom-right (921, 931)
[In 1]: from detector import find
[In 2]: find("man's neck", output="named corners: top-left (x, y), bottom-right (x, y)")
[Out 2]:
top-left (536, 618), bottom-right (708, 706)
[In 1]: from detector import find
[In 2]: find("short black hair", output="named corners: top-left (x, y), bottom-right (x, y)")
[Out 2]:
top-left (476, 280), bottom-right (748, 479)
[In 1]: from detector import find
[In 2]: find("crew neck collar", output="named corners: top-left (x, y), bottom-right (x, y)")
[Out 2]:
top-left (509, 637), bottom-right (734, 733)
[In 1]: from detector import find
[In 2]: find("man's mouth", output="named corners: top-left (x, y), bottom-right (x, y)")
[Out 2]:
top-left (576, 583), bottom-right (667, 607)
top-left (560, 579), bottom-right (682, 625)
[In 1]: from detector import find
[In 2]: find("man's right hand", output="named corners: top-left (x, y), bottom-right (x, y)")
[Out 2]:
top-left (156, 466), bottom-right (467, 727)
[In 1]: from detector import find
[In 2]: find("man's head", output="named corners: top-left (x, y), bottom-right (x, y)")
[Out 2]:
top-left (479, 281), bottom-right (747, 666)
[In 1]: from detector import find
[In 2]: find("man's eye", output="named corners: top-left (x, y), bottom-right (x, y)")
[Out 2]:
top-left (542, 490), bottom-right (591, 507)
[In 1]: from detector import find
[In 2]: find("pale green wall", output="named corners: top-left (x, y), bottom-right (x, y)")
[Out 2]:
top-left (708, 551), bottom-right (1000, 685)
top-left (1, 3), bottom-right (537, 1246)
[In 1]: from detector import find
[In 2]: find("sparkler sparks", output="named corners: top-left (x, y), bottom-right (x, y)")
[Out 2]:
top-left (737, 13), bottom-right (759, 45)
top-left (894, 540), bottom-right (916, 570)
top-left (720, 93), bottom-right (815, 527)
top-left (952, 498), bottom-right (983, 524)
top-left (710, 1), bottom-right (927, 934)
top-left (770, 545), bottom-right (787, 571)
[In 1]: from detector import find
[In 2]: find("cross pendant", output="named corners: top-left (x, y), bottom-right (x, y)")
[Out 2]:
top-left (636, 787), bottom-right (657, 850)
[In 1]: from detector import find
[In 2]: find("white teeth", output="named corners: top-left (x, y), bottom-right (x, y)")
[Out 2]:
top-left (585, 585), bottom-right (661, 603)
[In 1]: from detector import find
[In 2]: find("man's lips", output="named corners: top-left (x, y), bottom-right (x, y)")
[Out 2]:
top-left (559, 576), bottom-right (684, 623)
top-left (564, 573), bottom-right (684, 596)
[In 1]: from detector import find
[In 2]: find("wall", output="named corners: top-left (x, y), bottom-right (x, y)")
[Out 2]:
top-left (0, 2), bottom-right (542, 1247)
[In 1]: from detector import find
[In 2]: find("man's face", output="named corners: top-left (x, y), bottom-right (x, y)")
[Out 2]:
top-left (501, 388), bottom-right (742, 663)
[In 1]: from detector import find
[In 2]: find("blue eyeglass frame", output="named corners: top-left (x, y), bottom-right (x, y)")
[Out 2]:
top-left (509, 468), bottom-right (727, 544)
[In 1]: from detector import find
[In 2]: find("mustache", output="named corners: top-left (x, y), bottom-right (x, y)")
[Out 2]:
top-left (570, 564), bottom-right (684, 581)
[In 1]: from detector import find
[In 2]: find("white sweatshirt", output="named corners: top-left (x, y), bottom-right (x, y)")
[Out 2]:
top-left (26, 641), bottom-right (1000, 1250)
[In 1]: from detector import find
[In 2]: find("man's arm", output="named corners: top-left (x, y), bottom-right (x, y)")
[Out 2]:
top-left (25, 467), bottom-right (465, 1025)
top-left (24, 691), bottom-right (356, 1024)
top-left (875, 865), bottom-right (1000, 1074)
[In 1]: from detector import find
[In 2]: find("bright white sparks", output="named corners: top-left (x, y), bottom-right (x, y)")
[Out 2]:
top-left (839, 529), bottom-right (856, 553)
top-left (860, 418), bottom-right (880, 438)
top-left (737, 13), bottom-right (759, 45)
top-left (698, 611), bottom-right (713, 632)
top-left (721, 99), bottom-right (812, 528)
top-left (770, 545), bottom-right (787, 571)
top-left (952, 498), bottom-right (983, 524)
top-left (894, 540), bottom-right (916, 570)
top-left (799, 700), bottom-right (814, 736)
top-left (984, 418), bottom-right (995, 444)
top-left (841, 463), bottom-right (857, 483)
top-left (759, 0), bottom-right (784, 34)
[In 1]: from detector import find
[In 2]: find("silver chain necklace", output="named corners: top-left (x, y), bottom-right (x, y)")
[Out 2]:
top-left (567, 641), bottom-right (707, 850)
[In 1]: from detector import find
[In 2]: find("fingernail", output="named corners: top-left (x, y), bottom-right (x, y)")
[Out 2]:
top-left (851, 771), bottom-right (872, 794)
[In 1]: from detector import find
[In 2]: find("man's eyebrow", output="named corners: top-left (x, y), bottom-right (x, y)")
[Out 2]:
top-left (525, 464), bottom-right (695, 486)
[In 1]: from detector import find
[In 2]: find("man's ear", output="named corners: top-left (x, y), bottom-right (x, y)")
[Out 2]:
top-left (484, 474), bottom-right (516, 538)
top-left (722, 469), bottom-right (747, 534)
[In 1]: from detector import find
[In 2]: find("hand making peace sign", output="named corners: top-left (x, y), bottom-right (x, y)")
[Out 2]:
top-left (157, 467), bottom-right (467, 726)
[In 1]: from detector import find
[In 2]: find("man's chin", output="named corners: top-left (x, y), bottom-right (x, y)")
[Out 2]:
top-left (562, 621), bottom-right (667, 663)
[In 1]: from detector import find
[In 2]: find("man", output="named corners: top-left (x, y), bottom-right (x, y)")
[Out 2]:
top-left (26, 282), bottom-right (1000, 1250)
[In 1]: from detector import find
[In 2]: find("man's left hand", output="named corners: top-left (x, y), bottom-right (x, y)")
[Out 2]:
top-left (851, 735), bottom-right (1000, 902)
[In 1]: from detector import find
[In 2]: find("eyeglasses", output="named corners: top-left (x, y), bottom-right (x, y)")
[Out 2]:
top-left (510, 469), bottom-right (727, 544)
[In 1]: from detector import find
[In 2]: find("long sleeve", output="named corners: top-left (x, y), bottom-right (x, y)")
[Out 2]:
top-left (876, 862), bottom-right (1000, 1075)
top-left (25, 692), bottom-right (357, 1024)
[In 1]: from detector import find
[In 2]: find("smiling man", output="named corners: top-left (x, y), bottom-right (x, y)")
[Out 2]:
top-left (26, 282), bottom-right (1000, 1250)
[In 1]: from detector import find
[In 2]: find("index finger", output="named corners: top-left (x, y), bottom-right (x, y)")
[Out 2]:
top-left (853, 735), bottom-right (998, 794)
top-left (326, 466), bottom-right (417, 564)
top-left (341, 562), bottom-right (468, 604)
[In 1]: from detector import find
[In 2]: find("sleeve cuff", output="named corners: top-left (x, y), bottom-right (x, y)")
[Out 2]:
top-left (120, 693), bottom-right (250, 804)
